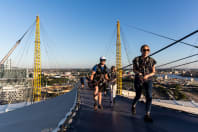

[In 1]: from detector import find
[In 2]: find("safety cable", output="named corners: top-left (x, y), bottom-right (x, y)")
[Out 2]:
top-left (124, 24), bottom-right (198, 49)
top-left (120, 30), bottom-right (198, 70)
top-left (170, 59), bottom-right (198, 68)
top-left (156, 53), bottom-right (198, 68)
top-left (120, 27), bottom-right (132, 65)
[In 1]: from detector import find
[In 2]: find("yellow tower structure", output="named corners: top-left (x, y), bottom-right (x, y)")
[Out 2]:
top-left (33, 16), bottom-right (41, 102)
top-left (116, 20), bottom-right (122, 95)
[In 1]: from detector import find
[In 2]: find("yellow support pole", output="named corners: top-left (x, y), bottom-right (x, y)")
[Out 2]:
top-left (33, 16), bottom-right (41, 102)
top-left (116, 20), bottom-right (122, 95)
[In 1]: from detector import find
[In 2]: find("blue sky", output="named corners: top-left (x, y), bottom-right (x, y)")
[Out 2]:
top-left (0, 0), bottom-right (198, 68)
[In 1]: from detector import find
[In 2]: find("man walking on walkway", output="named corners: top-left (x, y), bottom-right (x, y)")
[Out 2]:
top-left (90, 56), bottom-right (109, 111)
top-left (109, 66), bottom-right (117, 105)
top-left (80, 77), bottom-right (85, 88)
top-left (131, 44), bottom-right (156, 122)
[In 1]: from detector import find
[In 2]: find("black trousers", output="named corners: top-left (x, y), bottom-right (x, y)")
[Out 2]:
top-left (132, 77), bottom-right (153, 113)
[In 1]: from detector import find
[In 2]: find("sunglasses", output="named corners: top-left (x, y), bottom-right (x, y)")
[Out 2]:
top-left (143, 49), bottom-right (150, 52)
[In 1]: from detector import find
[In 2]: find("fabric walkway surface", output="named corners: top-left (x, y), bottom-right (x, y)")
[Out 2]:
top-left (68, 95), bottom-right (198, 132)
top-left (0, 87), bottom-right (77, 132)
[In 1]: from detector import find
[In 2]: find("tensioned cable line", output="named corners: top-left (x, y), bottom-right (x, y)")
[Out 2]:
top-left (120, 27), bottom-right (132, 65)
top-left (149, 30), bottom-right (198, 56)
top-left (104, 25), bottom-right (117, 66)
top-left (120, 30), bottom-right (198, 70)
top-left (156, 53), bottom-right (198, 68)
top-left (40, 21), bottom-right (61, 68)
top-left (104, 25), bottom-right (117, 57)
top-left (18, 20), bottom-right (36, 43)
top-left (16, 23), bottom-right (35, 67)
top-left (170, 59), bottom-right (198, 68)
top-left (0, 21), bottom-right (36, 66)
top-left (124, 24), bottom-right (198, 49)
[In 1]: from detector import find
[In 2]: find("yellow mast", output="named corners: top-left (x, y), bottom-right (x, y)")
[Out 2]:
top-left (33, 16), bottom-right (41, 102)
top-left (116, 20), bottom-right (122, 95)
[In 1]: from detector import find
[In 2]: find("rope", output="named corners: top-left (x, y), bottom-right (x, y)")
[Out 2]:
top-left (170, 59), bottom-right (198, 68)
top-left (16, 23), bottom-right (35, 67)
top-left (17, 20), bottom-right (36, 44)
top-left (124, 24), bottom-right (198, 48)
top-left (40, 21), bottom-right (61, 68)
top-left (149, 30), bottom-right (198, 56)
top-left (120, 30), bottom-right (198, 70)
top-left (120, 27), bottom-right (131, 65)
top-left (156, 54), bottom-right (198, 68)
top-left (0, 21), bottom-right (36, 66)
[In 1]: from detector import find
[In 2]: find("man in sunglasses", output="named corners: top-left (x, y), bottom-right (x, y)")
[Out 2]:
top-left (131, 44), bottom-right (156, 122)
top-left (90, 56), bottom-right (109, 111)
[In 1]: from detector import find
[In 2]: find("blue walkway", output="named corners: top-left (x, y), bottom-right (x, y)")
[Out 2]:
top-left (68, 96), bottom-right (198, 132)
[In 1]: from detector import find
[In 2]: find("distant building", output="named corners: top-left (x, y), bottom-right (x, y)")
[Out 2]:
top-left (174, 71), bottom-right (179, 74)
top-left (65, 72), bottom-right (71, 76)
top-left (190, 78), bottom-right (194, 82)
top-left (164, 75), bottom-right (168, 80)
top-left (54, 75), bottom-right (61, 78)
top-left (157, 76), bottom-right (163, 80)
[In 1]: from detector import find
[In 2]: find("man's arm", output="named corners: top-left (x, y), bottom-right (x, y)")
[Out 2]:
top-left (90, 65), bottom-right (97, 81)
top-left (105, 73), bottom-right (109, 80)
top-left (90, 71), bottom-right (96, 81)
top-left (144, 65), bottom-right (156, 80)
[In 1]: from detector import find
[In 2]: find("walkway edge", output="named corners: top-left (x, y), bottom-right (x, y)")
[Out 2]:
top-left (152, 101), bottom-right (198, 115)
top-left (52, 85), bottom-right (78, 132)
top-left (122, 90), bottom-right (198, 115)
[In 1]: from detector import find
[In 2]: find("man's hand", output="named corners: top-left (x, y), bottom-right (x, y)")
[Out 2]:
top-left (139, 73), bottom-right (143, 76)
top-left (143, 75), bottom-right (149, 80)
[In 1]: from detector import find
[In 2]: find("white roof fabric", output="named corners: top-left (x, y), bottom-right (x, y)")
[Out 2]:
top-left (0, 87), bottom-right (77, 132)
